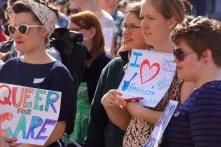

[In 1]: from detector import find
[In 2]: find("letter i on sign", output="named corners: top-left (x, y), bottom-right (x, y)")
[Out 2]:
top-left (130, 51), bottom-right (142, 68)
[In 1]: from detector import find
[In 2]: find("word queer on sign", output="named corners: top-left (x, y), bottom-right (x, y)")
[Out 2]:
top-left (118, 49), bottom-right (176, 107)
top-left (0, 83), bottom-right (61, 145)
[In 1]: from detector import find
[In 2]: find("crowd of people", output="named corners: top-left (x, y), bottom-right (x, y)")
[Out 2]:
top-left (1, 0), bottom-right (221, 147)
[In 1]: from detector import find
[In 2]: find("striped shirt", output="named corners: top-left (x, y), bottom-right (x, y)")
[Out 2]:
top-left (161, 80), bottom-right (221, 147)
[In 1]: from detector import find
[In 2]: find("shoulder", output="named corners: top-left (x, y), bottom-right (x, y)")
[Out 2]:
top-left (104, 57), bottom-right (123, 70)
top-left (96, 53), bottom-right (112, 63)
top-left (1, 57), bottom-right (20, 69)
top-left (193, 81), bottom-right (221, 101)
top-left (113, 10), bottom-right (125, 20)
top-left (49, 61), bottom-right (73, 79)
top-left (100, 57), bottom-right (124, 78)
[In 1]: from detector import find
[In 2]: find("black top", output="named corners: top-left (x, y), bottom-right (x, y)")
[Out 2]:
top-left (162, 81), bottom-right (221, 147)
top-left (82, 52), bottom-right (111, 102)
top-left (0, 58), bottom-right (76, 146)
top-left (85, 57), bottom-right (126, 147)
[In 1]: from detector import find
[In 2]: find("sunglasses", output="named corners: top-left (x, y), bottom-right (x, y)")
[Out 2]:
top-left (8, 24), bottom-right (43, 35)
top-left (173, 48), bottom-right (195, 62)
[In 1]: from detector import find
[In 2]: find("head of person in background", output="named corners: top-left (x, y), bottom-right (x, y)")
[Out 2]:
top-left (118, 1), bottom-right (151, 64)
top-left (119, 2), bottom-right (149, 52)
top-left (172, 16), bottom-right (221, 85)
top-left (9, 0), bottom-right (58, 56)
top-left (96, 0), bottom-right (117, 15)
top-left (68, 0), bottom-right (98, 15)
top-left (140, 0), bottom-right (186, 52)
top-left (117, 0), bottom-right (129, 13)
top-left (68, 11), bottom-right (105, 58)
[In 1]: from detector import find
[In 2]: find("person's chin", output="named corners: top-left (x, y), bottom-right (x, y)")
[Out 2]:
top-left (178, 74), bottom-right (192, 81)
top-left (15, 45), bottom-right (26, 52)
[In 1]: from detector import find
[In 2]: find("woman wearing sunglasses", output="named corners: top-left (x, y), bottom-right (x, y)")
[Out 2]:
top-left (0, 0), bottom-right (76, 147)
top-left (101, 0), bottom-right (195, 146)
top-left (161, 16), bottom-right (221, 147)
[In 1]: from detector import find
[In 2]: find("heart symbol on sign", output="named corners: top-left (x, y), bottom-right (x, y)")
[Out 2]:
top-left (140, 59), bottom-right (160, 84)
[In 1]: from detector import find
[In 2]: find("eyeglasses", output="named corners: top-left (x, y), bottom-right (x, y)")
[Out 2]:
top-left (173, 48), bottom-right (195, 62)
top-left (8, 24), bottom-right (43, 35)
top-left (121, 23), bottom-right (141, 30)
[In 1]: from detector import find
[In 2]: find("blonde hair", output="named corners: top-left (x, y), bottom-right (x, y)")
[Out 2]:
top-left (143, 0), bottom-right (185, 23)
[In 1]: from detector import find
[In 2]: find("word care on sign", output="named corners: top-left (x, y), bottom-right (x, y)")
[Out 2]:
top-left (144, 100), bottom-right (178, 147)
top-left (118, 49), bottom-right (176, 107)
top-left (0, 83), bottom-right (61, 145)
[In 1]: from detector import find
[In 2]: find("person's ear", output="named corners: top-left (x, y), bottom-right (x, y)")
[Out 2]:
top-left (39, 28), bottom-right (49, 38)
top-left (167, 17), bottom-right (177, 31)
top-left (201, 49), bottom-right (212, 63)
top-left (89, 27), bottom-right (97, 38)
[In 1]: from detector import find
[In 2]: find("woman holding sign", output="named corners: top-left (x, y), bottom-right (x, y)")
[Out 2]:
top-left (0, 0), bottom-right (76, 147)
top-left (162, 17), bottom-right (221, 146)
top-left (85, 2), bottom-right (149, 147)
top-left (101, 0), bottom-right (195, 146)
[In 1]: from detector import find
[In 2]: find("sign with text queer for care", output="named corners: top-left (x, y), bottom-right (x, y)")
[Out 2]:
top-left (0, 83), bottom-right (61, 145)
top-left (118, 49), bottom-right (176, 107)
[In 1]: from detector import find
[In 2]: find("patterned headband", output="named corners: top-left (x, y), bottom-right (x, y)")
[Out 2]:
top-left (14, 0), bottom-right (58, 39)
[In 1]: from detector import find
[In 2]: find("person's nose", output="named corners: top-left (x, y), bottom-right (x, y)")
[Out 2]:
top-left (141, 19), bottom-right (149, 30)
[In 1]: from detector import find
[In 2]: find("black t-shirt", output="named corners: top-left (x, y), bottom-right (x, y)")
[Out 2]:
top-left (0, 58), bottom-right (76, 146)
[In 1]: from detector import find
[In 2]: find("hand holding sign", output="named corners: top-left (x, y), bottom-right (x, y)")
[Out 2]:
top-left (0, 83), bottom-right (61, 145)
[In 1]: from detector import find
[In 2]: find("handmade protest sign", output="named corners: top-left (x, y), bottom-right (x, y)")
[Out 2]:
top-left (144, 100), bottom-right (178, 147)
top-left (118, 49), bottom-right (176, 107)
top-left (0, 83), bottom-right (61, 145)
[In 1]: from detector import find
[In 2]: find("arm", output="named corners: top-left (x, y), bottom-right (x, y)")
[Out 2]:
top-left (0, 138), bottom-right (17, 147)
top-left (101, 90), bottom-right (131, 130)
top-left (85, 70), bottom-right (109, 147)
top-left (44, 121), bottom-right (65, 146)
top-left (126, 102), bottom-right (162, 125)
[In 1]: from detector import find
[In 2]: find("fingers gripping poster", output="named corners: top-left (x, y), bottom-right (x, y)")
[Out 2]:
top-left (0, 83), bottom-right (61, 145)
top-left (118, 49), bottom-right (176, 107)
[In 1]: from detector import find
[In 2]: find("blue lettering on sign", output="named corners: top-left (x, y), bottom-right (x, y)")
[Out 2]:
top-left (130, 52), bottom-right (142, 68)
top-left (128, 83), bottom-right (155, 96)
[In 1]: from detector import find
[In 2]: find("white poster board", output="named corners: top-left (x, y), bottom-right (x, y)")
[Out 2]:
top-left (0, 83), bottom-right (61, 145)
top-left (118, 49), bottom-right (176, 107)
top-left (144, 100), bottom-right (178, 147)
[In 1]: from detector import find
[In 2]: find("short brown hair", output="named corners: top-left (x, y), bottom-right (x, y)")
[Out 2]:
top-left (69, 11), bottom-right (105, 56)
top-left (171, 16), bottom-right (221, 67)
top-left (143, 0), bottom-right (185, 23)
top-left (126, 2), bottom-right (142, 19)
